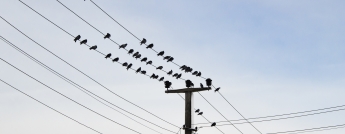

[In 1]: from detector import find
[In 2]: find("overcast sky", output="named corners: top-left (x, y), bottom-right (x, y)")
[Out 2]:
top-left (1, 0), bottom-right (345, 134)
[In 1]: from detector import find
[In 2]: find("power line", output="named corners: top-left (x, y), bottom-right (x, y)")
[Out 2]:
top-left (0, 36), bottom-right (174, 134)
top-left (0, 13), bottom-right (179, 129)
top-left (0, 58), bottom-right (142, 134)
top-left (266, 123), bottom-right (345, 134)
top-left (0, 79), bottom-right (103, 134)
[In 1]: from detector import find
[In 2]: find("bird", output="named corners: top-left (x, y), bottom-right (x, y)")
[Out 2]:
top-left (141, 70), bottom-right (146, 75)
top-left (159, 77), bottom-right (164, 81)
top-left (80, 39), bottom-right (87, 45)
top-left (172, 73), bottom-right (178, 77)
top-left (112, 57), bottom-right (119, 62)
top-left (192, 71), bottom-right (198, 75)
top-left (167, 70), bottom-right (173, 75)
top-left (180, 65), bottom-right (187, 70)
top-left (156, 66), bottom-right (163, 70)
top-left (200, 83), bottom-right (204, 88)
top-left (163, 56), bottom-right (171, 60)
top-left (186, 80), bottom-right (192, 88)
top-left (206, 78), bottom-right (212, 87)
top-left (150, 73), bottom-right (156, 79)
top-left (104, 33), bottom-right (111, 39)
top-left (146, 61), bottom-right (152, 65)
top-left (198, 112), bottom-right (203, 115)
top-left (74, 35), bottom-right (81, 42)
top-left (133, 52), bottom-right (139, 57)
top-left (135, 54), bottom-right (141, 60)
top-left (196, 72), bottom-right (201, 77)
top-left (176, 74), bottom-right (182, 79)
top-left (164, 81), bottom-right (172, 89)
top-left (89, 45), bottom-right (97, 50)
top-left (119, 43), bottom-right (127, 49)
top-left (167, 57), bottom-right (174, 62)
top-left (146, 43), bottom-right (153, 49)
top-left (122, 62), bottom-right (128, 67)
top-left (195, 109), bottom-right (200, 113)
top-left (128, 49), bottom-right (134, 54)
top-left (211, 122), bottom-right (216, 127)
top-left (126, 63), bottom-right (132, 70)
top-left (105, 53), bottom-right (111, 59)
top-left (153, 75), bottom-right (159, 79)
top-left (215, 87), bottom-right (220, 92)
top-left (136, 67), bottom-right (141, 73)
top-left (186, 67), bottom-right (193, 73)
top-left (140, 38), bottom-right (146, 45)
top-left (157, 51), bottom-right (164, 56)
top-left (141, 57), bottom-right (148, 62)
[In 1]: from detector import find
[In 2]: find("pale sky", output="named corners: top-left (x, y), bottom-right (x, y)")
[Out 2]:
top-left (0, 0), bottom-right (345, 134)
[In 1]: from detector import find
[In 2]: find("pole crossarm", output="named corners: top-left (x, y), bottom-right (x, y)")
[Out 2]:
top-left (165, 88), bottom-right (211, 93)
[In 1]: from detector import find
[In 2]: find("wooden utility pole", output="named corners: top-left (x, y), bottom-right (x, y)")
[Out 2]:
top-left (166, 87), bottom-right (210, 134)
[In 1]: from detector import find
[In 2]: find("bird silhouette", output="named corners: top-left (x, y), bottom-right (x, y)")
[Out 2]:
top-left (80, 39), bottom-right (87, 45)
top-left (135, 54), bottom-right (141, 60)
top-left (176, 74), bottom-right (182, 79)
top-left (167, 57), bottom-right (174, 62)
top-left (180, 65), bottom-right (187, 70)
top-left (126, 63), bottom-right (132, 70)
top-left (105, 53), bottom-right (111, 59)
top-left (89, 45), bottom-right (97, 50)
top-left (157, 51), bottom-right (164, 56)
top-left (215, 87), bottom-right (220, 92)
top-left (186, 80), bottom-right (192, 88)
top-left (133, 52), bottom-right (139, 57)
top-left (140, 38), bottom-right (146, 45)
top-left (200, 83), bottom-right (204, 88)
top-left (195, 109), bottom-right (200, 113)
top-left (211, 122), bottom-right (216, 127)
top-left (164, 81), bottom-right (172, 89)
top-left (146, 61), bottom-right (152, 65)
top-left (74, 35), bottom-right (81, 42)
top-left (156, 66), bottom-right (163, 70)
top-left (119, 44), bottom-right (127, 49)
top-left (163, 56), bottom-right (171, 60)
top-left (128, 49), bottom-right (134, 54)
top-left (150, 73), bottom-right (156, 79)
top-left (206, 78), bottom-right (212, 87)
top-left (122, 62), bottom-right (128, 67)
top-left (192, 71), bottom-right (198, 75)
top-left (167, 70), bottom-right (173, 75)
top-left (196, 72), bottom-right (201, 77)
top-left (186, 67), bottom-right (193, 73)
top-left (146, 43), bottom-right (153, 49)
top-left (198, 112), bottom-right (203, 115)
top-left (172, 73), bottom-right (178, 77)
top-left (141, 57), bottom-right (147, 62)
top-left (159, 77), bottom-right (164, 81)
top-left (154, 75), bottom-right (159, 79)
top-left (112, 57), bottom-right (119, 62)
top-left (141, 70), bottom-right (146, 75)
top-left (104, 33), bottom-right (111, 39)
top-left (136, 67), bottom-right (141, 73)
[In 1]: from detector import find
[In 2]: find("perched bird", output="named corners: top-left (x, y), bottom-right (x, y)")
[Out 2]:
top-left (157, 51), bottom-right (164, 56)
top-left (146, 61), bottom-right (152, 65)
top-left (200, 83), bottom-right (204, 88)
top-left (176, 74), bottom-right (182, 79)
top-left (112, 57), bottom-right (119, 62)
top-left (167, 70), bottom-right (173, 75)
top-left (105, 53), bottom-right (111, 59)
top-left (141, 70), bottom-right (146, 75)
top-left (122, 62), bottom-right (128, 67)
top-left (172, 73), bottom-right (178, 77)
top-left (180, 65), bottom-right (187, 70)
top-left (128, 49), bottom-right (134, 54)
top-left (196, 72), bottom-right (202, 77)
top-left (135, 54), bottom-right (141, 60)
top-left (195, 109), bottom-right (200, 113)
top-left (156, 66), bottom-right (163, 70)
top-left (186, 67), bottom-right (193, 73)
top-left (163, 56), bottom-right (171, 60)
top-left (104, 33), bottom-right (111, 39)
top-left (133, 52), bottom-right (139, 57)
top-left (140, 38), bottom-right (146, 45)
top-left (150, 73), bottom-right (156, 79)
top-left (74, 35), bottom-right (81, 42)
top-left (126, 63), bottom-right (132, 70)
top-left (80, 39), bottom-right (87, 45)
top-left (206, 78), bottom-right (212, 87)
top-left (136, 67), bottom-right (141, 73)
top-left (167, 57), bottom-right (174, 62)
top-left (192, 71), bottom-right (198, 75)
top-left (186, 80), bottom-right (192, 88)
top-left (146, 43), bottom-right (154, 49)
top-left (164, 81), bottom-right (172, 89)
top-left (141, 57), bottom-right (148, 62)
top-left (215, 87), bottom-right (220, 92)
top-left (198, 112), bottom-right (203, 115)
top-left (159, 77), bottom-right (164, 81)
top-left (89, 45), bottom-right (97, 50)
top-left (153, 75), bottom-right (159, 79)
top-left (119, 43), bottom-right (127, 49)
top-left (211, 122), bottom-right (216, 127)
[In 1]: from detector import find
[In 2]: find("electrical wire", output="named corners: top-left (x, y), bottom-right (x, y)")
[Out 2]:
top-left (266, 123), bottom-right (345, 134)
top-left (0, 79), bottom-right (103, 134)
top-left (0, 58), bottom-right (142, 134)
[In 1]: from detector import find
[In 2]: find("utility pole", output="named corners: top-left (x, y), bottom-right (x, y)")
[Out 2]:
top-left (166, 87), bottom-right (210, 134)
